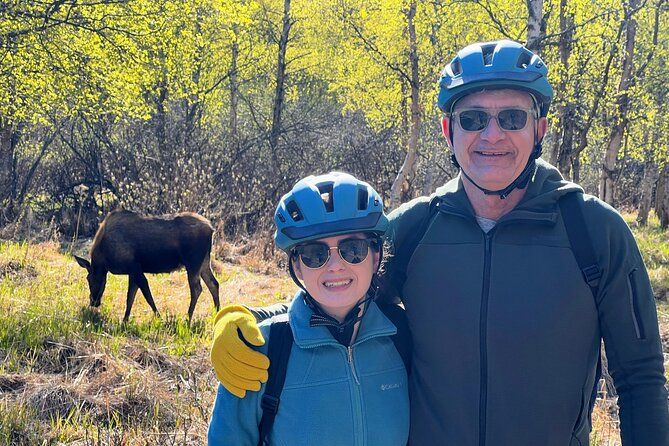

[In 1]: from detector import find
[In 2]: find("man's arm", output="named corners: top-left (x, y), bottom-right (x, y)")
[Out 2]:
top-left (588, 199), bottom-right (669, 445)
top-left (247, 303), bottom-right (289, 321)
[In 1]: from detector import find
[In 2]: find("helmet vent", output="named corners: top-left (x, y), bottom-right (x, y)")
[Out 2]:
top-left (450, 58), bottom-right (462, 76)
top-left (481, 44), bottom-right (496, 66)
top-left (317, 183), bottom-right (334, 213)
top-left (516, 50), bottom-right (533, 69)
top-left (357, 188), bottom-right (369, 210)
top-left (286, 200), bottom-right (304, 222)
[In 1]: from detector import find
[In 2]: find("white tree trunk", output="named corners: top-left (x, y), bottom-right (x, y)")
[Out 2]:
top-left (230, 24), bottom-right (240, 142)
top-left (269, 0), bottom-right (292, 165)
top-left (599, 0), bottom-right (638, 204)
top-left (390, 0), bottom-right (421, 210)
top-left (656, 166), bottom-right (669, 229)
top-left (526, 0), bottom-right (545, 54)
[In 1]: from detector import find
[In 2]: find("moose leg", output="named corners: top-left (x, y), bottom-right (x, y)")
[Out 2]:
top-left (123, 277), bottom-right (140, 322)
top-left (132, 270), bottom-right (160, 318)
top-left (186, 269), bottom-right (203, 321)
top-left (200, 260), bottom-right (220, 312)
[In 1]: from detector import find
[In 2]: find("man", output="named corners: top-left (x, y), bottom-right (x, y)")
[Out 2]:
top-left (210, 40), bottom-right (669, 445)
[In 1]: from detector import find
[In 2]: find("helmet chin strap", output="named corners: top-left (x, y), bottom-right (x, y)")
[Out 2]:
top-left (447, 95), bottom-right (544, 200)
top-left (456, 141), bottom-right (542, 200)
top-left (448, 118), bottom-right (543, 200)
top-left (287, 251), bottom-right (382, 346)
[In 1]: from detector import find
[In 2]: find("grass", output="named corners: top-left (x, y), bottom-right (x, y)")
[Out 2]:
top-left (1, 213), bottom-right (668, 445)
top-left (622, 212), bottom-right (669, 300)
top-left (0, 240), bottom-right (293, 445)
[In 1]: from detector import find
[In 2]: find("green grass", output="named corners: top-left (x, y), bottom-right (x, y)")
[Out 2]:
top-left (623, 211), bottom-right (669, 296)
top-left (0, 240), bottom-right (293, 445)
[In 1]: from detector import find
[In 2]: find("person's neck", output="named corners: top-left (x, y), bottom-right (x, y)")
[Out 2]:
top-left (462, 176), bottom-right (527, 220)
top-left (323, 302), bottom-right (364, 343)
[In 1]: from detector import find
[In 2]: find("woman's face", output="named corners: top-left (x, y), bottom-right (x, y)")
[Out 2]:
top-left (293, 233), bottom-right (380, 322)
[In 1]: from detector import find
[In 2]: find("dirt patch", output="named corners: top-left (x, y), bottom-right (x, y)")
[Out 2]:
top-left (0, 261), bottom-right (38, 284)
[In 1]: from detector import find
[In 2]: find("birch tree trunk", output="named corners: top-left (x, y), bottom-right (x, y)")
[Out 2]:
top-left (526, 0), bottom-right (545, 54)
top-left (422, 0), bottom-right (443, 196)
top-left (637, 160), bottom-right (657, 226)
top-left (0, 118), bottom-right (14, 211)
top-left (554, 0), bottom-right (575, 178)
top-left (656, 166), bottom-right (669, 229)
top-left (269, 0), bottom-right (292, 166)
top-left (599, 0), bottom-right (639, 204)
top-left (389, 0), bottom-right (421, 209)
top-left (637, 126), bottom-right (657, 225)
top-left (230, 23), bottom-right (240, 142)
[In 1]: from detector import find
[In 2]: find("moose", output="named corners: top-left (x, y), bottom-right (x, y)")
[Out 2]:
top-left (74, 210), bottom-right (220, 321)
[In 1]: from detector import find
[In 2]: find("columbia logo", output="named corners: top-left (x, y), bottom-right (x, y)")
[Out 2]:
top-left (381, 383), bottom-right (400, 391)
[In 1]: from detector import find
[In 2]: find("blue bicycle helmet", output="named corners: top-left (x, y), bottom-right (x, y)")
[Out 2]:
top-left (274, 172), bottom-right (388, 252)
top-left (437, 40), bottom-right (553, 117)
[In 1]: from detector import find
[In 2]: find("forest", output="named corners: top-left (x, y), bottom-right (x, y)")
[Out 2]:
top-left (1, 0), bottom-right (668, 240)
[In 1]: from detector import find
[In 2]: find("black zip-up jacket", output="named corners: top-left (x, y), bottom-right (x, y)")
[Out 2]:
top-left (382, 160), bottom-right (668, 445)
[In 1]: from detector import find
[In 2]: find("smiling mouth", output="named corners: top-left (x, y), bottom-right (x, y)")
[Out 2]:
top-left (323, 279), bottom-right (353, 288)
top-left (474, 150), bottom-right (510, 157)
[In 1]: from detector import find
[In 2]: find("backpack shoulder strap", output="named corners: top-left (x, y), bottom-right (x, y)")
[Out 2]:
top-left (558, 191), bottom-right (604, 419)
top-left (393, 195), bottom-right (442, 291)
top-left (377, 303), bottom-right (413, 374)
top-left (558, 191), bottom-right (602, 297)
top-left (258, 316), bottom-right (293, 446)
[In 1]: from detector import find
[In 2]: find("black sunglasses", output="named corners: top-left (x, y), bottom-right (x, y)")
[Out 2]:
top-left (452, 108), bottom-right (536, 132)
top-left (293, 238), bottom-right (378, 269)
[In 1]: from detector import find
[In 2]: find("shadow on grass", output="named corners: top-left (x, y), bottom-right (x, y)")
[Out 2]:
top-left (78, 306), bottom-right (107, 332)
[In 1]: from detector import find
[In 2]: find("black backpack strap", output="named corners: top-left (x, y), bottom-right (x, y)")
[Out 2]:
top-left (258, 317), bottom-right (293, 446)
top-left (377, 303), bottom-right (413, 374)
top-left (558, 192), bottom-right (604, 420)
top-left (558, 192), bottom-right (602, 297)
top-left (392, 195), bottom-right (442, 291)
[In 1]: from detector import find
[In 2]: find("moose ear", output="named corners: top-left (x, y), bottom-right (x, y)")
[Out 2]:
top-left (74, 255), bottom-right (91, 270)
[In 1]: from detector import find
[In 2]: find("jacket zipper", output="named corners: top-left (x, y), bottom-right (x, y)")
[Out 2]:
top-left (347, 345), bottom-right (361, 385)
top-left (627, 269), bottom-right (646, 339)
top-left (479, 231), bottom-right (493, 446)
top-left (438, 203), bottom-right (554, 446)
top-left (347, 345), bottom-right (364, 445)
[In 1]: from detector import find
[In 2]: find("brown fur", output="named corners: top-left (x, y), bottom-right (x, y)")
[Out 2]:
top-left (75, 210), bottom-right (220, 321)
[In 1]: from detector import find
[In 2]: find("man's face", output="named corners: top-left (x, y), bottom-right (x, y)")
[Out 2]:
top-left (443, 89), bottom-right (547, 192)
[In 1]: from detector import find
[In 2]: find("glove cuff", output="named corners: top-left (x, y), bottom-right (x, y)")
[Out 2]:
top-left (214, 304), bottom-right (254, 324)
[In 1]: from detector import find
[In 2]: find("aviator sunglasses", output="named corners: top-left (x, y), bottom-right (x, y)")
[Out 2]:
top-left (293, 238), bottom-right (378, 269)
top-left (452, 108), bottom-right (537, 132)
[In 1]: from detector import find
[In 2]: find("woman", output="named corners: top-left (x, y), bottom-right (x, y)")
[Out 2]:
top-left (208, 172), bottom-right (409, 445)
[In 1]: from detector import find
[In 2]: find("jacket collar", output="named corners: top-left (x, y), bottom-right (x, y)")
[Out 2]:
top-left (434, 159), bottom-right (583, 225)
top-left (287, 291), bottom-right (397, 349)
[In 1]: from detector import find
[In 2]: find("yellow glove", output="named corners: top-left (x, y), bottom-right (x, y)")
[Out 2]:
top-left (211, 305), bottom-right (270, 398)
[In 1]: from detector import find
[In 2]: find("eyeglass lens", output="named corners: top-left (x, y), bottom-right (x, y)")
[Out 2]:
top-left (296, 239), bottom-right (371, 269)
top-left (458, 109), bottom-right (529, 132)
